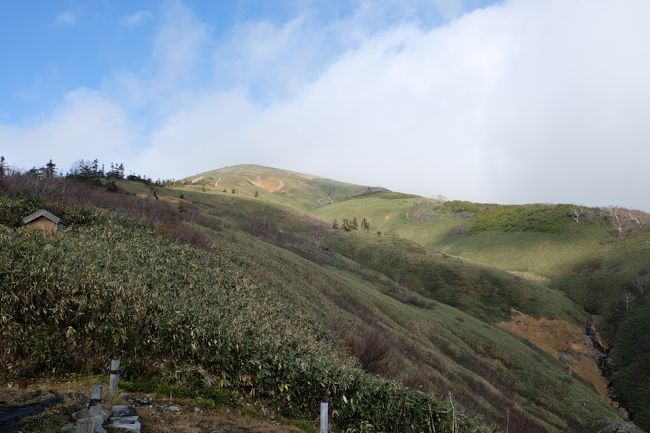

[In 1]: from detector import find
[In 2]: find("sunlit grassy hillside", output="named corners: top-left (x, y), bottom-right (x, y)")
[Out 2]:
top-left (310, 192), bottom-right (650, 429)
top-left (176, 165), bottom-right (649, 430)
top-left (0, 173), bottom-right (630, 433)
top-left (154, 185), bottom-right (624, 433)
top-left (176, 164), bottom-right (386, 211)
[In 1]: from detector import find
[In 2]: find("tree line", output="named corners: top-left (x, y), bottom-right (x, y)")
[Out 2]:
top-left (332, 216), bottom-right (371, 232)
top-left (0, 156), bottom-right (172, 186)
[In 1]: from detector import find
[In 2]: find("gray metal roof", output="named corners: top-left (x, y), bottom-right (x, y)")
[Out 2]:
top-left (22, 209), bottom-right (62, 225)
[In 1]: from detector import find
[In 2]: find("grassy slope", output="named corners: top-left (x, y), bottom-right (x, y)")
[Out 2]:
top-left (1, 171), bottom-right (635, 432)
top-left (157, 186), bottom-right (621, 433)
top-left (175, 166), bottom-right (649, 428)
top-left (310, 193), bottom-right (650, 429)
top-left (176, 164), bottom-right (381, 212)
top-left (0, 192), bottom-right (486, 433)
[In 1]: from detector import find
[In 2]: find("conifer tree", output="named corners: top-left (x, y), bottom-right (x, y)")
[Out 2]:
top-left (332, 219), bottom-right (339, 229)
top-left (0, 156), bottom-right (6, 178)
top-left (361, 217), bottom-right (370, 231)
top-left (352, 217), bottom-right (359, 230)
top-left (45, 159), bottom-right (56, 178)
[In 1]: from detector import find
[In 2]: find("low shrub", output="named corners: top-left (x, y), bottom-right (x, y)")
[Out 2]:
top-left (0, 204), bottom-right (490, 433)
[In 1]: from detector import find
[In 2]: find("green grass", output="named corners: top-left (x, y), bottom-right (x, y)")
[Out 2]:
top-left (1, 175), bottom-right (637, 433)
top-left (152, 184), bottom-right (625, 432)
top-left (172, 164), bottom-right (382, 212)
top-left (0, 208), bottom-right (487, 433)
top-left (322, 230), bottom-right (586, 324)
top-left (305, 189), bottom-right (650, 431)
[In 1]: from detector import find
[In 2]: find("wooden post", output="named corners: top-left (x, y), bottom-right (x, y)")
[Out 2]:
top-left (90, 383), bottom-right (103, 405)
top-left (320, 402), bottom-right (328, 433)
top-left (109, 357), bottom-right (120, 394)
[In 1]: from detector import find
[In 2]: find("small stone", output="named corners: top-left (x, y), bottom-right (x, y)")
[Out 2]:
top-left (65, 392), bottom-right (85, 401)
top-left (193, 406), bottom-right (202, 413)
top-left (111, 416), bottom-right (139, 424)
top-left (167, 405), bottom-right (181, 413)
top-left (92, 415), bottom-right (107, 433)
top-left (134, 397), bottom-right (151, 405)
top-left (110, 421), bottom-right (141, 432)
top-left (111, 405), bottom-right (137, 417)
top-left (72, 408), bottom-right (91, 420)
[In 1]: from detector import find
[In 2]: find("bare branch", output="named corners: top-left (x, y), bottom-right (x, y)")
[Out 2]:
top-left (568, 207), bottom-right (584, 223)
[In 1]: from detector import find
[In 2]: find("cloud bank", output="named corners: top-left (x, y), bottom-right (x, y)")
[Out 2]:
top-left (4, 0), bottom-right (650, 210)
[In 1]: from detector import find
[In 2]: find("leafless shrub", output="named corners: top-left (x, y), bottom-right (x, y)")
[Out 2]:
top-left (1, 173), bottom-right (219, 250)
top-left (568, 207), bottom-right (584, 222)
top-left (606, 206), bottom-right (649, 236)
top-left (344, 329), bottom-right (397, 377)
top-left (450, 224), bottom-right (465, 237)
top-left (597, 419), bottom-right (642, 433)
top-left (633, 275), bottom-right (649, 296)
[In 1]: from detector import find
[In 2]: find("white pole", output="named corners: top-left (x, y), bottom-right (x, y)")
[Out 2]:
top-left (320, 402), bottom-right (328, 433)
top-left (109, 357), bottom-right (120, 394)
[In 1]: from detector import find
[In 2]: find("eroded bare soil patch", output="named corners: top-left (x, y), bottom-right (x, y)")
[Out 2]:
top-left (248, 177), bottom-right (286, 193)
top-left (498, 310), bottom-right (610, 401)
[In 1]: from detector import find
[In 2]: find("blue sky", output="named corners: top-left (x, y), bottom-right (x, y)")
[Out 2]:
top-left (1, 1), bottom-right (494, 123)
top-left (2, 0), bottom-right (650, 210)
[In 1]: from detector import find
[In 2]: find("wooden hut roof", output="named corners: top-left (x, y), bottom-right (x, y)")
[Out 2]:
top-left (22, 209), bottom-right (63, 225)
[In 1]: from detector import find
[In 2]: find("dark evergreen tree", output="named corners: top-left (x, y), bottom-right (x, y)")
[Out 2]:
top-left (106, 180), bottom-right (118, 192)
top-left (45, 159), bottom-right (56, 178)
top-left (0, 156), bottom-right (6, 177)
top-left (352, 217), bottom-right (359, 230)
top-left (332, 219), bottom-right (339, 229)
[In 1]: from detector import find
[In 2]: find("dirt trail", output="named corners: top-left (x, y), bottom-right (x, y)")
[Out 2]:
top-left (498, 310), bottom-right (610, 401)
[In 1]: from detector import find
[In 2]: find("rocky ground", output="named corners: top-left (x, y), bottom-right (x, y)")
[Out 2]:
top-left (0, 380), bottom-right (313, 433)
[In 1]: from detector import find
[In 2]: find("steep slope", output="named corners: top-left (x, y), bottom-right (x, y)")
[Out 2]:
top-left (310, 193), bottom-right (650, 429)
top-left (189, 164), bottom-right (648, 428)
top-left (0, 189), bottom-right (485, 433)
top-left (1, 174), bottom-right (629, 432)
top-left (155, 186), bottom-right (625, 432)
top-left (176, 164), bottom-right (386, 211)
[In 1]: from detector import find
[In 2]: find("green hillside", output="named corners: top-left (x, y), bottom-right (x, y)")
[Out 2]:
top-left (156, 185), bottom-right (623, 432)
top-left (310, 192), bottom-right (650, 430)
top-left (175, 164), bottom-right (386, 211)
top-left (176, 165), bottom-right (649, 430)
top-left (0, 173), bottom-right (631, 433)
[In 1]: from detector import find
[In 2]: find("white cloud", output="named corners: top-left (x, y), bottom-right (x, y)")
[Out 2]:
top-left (153, 0), bottom-right (210, 87)
top-left (122, 10), bottom-right (154, 27)
top-left (0, 89), bottom-right (137, 172)
top-left (139, 0), bottom-right (650, 210)
top-left (6, 0), bottom-right (650, 210)
top-left (54, 10), bottom-right (77, 26)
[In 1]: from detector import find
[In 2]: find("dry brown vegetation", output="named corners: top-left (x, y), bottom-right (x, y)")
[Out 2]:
top-left (498, 311), bottom-right (610, 401)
